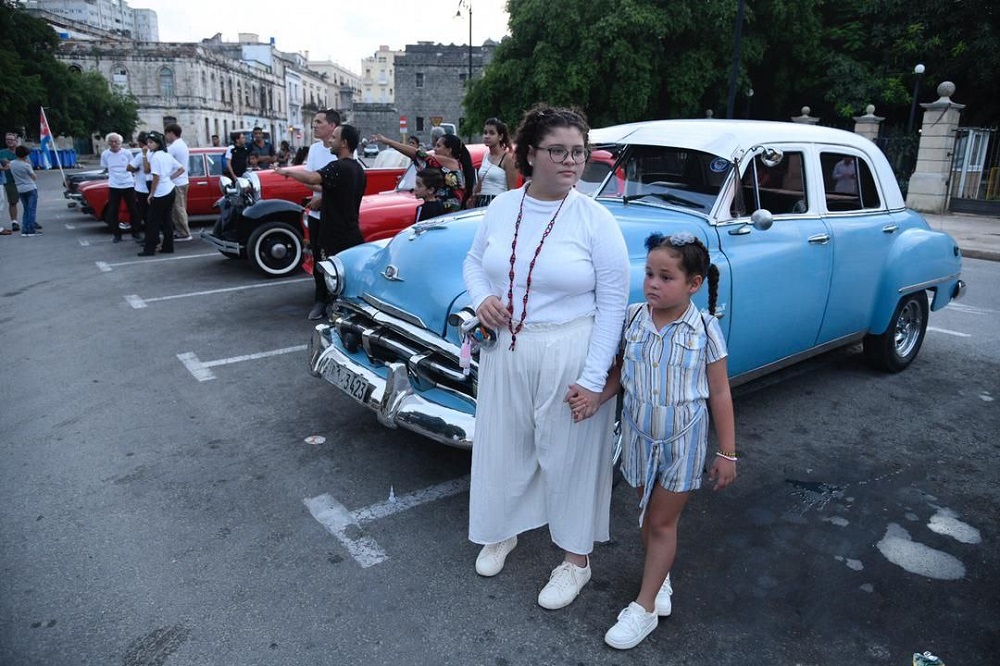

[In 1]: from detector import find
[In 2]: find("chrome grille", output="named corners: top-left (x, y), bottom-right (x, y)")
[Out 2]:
top-left (331, 306), bottom-right (477, 396)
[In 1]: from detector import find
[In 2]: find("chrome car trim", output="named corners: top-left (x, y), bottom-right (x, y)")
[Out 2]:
top-left (199, 229), bottom-right (241, 254)
top-left (729, 333), bottom-right (866, 387)
top-left (341, 301), bottom-right (461, 358)
top-left (360, 294), bottom-right (427, 329)
top-left (898, 273), bottom-right (961, 294)
top-left (380, 264), bottom-right (404, 281)
top-left (954, 280), bottom-right (966, 300)
top-left (807, 233), bottom-right (831, 245)
top-left (308, 326), bottom-right (476, 449)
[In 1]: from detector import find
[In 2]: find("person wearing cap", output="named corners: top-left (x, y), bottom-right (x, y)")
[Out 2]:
top-left (138, 131), bottom-right (185, 257)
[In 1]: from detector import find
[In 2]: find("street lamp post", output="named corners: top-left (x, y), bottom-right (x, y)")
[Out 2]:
top-left (725, 0), bottom-right (746, 119)
top-left (907, 63), bottom-right (925, 134)
top-left (455, 0), bottom-right (473, 141)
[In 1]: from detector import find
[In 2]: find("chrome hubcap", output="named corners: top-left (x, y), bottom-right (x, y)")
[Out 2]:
top-left (893, 300), bottom-right (923, 358)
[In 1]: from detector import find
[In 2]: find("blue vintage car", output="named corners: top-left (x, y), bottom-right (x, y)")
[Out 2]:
top-left (306, 120), bottom-right (966, 449)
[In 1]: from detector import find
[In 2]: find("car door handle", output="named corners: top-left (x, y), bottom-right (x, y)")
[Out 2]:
top-left (808, 233), bottom-right (830, 245)
top-left (882, 224), bottom-right (898, 233)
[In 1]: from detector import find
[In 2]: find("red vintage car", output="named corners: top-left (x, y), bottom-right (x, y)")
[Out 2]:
top-left (78, 147), bottom-right (406, 224)
top-left (301, 144), bottom-right (491, 275)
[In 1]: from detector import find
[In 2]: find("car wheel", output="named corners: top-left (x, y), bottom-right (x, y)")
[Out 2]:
top-left (247, 222), bottom-right (303, 277)
top-left (863, 291), bottom-right (928, 372)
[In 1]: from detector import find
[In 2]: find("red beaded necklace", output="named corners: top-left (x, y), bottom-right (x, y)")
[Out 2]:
top-left (505, 185), bottom-right (569, 350)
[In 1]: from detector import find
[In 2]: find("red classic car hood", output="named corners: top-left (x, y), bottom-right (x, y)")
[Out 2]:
top-left (359, 190), bottom-right (420, 241)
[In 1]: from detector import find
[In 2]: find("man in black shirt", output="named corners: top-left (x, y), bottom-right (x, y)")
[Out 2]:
top-left (225, 132), bottom-right (250, 182)
top-left (276, 124), bottom-right (366, 319)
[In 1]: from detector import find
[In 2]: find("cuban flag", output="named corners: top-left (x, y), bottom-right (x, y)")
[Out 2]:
top-left (40, 107), bottom-right (54, 169)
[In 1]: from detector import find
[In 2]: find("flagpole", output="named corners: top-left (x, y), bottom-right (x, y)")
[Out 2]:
top-left (40, 107), bottom-right (67, 184)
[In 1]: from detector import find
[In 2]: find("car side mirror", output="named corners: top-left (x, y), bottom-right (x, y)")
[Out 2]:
top-left (751, 209), bottom-right (774, 230)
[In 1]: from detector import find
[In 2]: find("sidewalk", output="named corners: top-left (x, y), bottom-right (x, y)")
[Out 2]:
top-left (923, 212), bottom-right (1000, 262)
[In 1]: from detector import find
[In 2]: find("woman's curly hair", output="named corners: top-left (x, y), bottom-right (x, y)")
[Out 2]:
top-left (513, 104), bottom-right (589, 178)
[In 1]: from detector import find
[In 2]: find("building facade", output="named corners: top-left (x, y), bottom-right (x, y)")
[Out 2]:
top-left (360, 45), bottom-right (401, 104)
top-left (24, 0), bottom-right (158, 41)
top-left (308, 59), bottom-right (362, 116)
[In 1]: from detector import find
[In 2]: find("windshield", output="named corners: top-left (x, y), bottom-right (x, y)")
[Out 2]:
top-left (595, 145), bottom-right (732, 212)
top-left (396, 163), bottom-right (418, 191)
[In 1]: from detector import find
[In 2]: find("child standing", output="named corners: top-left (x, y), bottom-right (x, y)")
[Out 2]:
top-left (567, 231), bottom-right (737, 650)
top-left (413, 167), bottom-right (446, 222)
top-left (9, 146), bottom-right (39, 236)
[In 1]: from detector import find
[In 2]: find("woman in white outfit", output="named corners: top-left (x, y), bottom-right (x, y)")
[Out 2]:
top-left (462, 105), bottom-right (630, 610)
top-left (467, 117), bottom-right (518, 208)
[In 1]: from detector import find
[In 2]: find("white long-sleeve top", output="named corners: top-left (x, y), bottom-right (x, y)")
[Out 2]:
top-left (463, 185), bottom-right (629, 392)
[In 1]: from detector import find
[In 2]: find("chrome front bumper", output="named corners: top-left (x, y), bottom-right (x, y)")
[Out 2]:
top-left (308, 324), bottom-right (476, 449)
top-left (200, 229), bottom-right (240, 254)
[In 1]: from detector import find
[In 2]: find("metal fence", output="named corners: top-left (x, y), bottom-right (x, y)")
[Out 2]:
top-left (874, 132), bottom-right (920, 198)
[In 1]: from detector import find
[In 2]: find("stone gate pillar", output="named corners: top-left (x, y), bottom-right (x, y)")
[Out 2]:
top-left (853, 105), bottom-right (884, 141)
top-left (905, 82), bottom-right (965, 213)
top-left (791, 106), bottom-right (819, 124)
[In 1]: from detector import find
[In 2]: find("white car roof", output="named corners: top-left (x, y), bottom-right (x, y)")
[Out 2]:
top-left (590, 119), bottom-right (904, 209)
top-left (592, 119), bottom-right (879, 156)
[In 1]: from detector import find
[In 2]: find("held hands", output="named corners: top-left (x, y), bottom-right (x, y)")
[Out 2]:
top-left (565, 384), bottom-right (601, 423)
top-left (708, 456), bottom-right (737, 490)
top-left (475, 295), bottom-right (510, 330)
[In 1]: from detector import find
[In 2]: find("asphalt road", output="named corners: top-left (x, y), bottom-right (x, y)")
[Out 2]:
top-left (2, 170), bottom-right (998, 665)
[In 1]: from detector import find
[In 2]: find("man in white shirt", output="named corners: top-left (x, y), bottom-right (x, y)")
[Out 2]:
top-left (305, 109), bottom-right (340, 320)
top-left (101, 132), bottom-right (141, 243)
top-left (165, 123), bottom-right (192, 241)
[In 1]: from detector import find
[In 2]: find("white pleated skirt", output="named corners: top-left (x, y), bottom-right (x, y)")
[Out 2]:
top-left (468, 316), bottom-right (616, 555)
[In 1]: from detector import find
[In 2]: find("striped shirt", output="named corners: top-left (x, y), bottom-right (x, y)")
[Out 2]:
top-left (620, 301), bottom-right (728, 500)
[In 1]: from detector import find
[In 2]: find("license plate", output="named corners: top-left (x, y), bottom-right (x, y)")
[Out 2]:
top-left (331, 364), bottom-right (370, 402)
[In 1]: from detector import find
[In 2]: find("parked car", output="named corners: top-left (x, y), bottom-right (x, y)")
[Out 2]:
top-left (305, 119), bottom-right (966, 450)
top-left (201, 160), bottom-right (409, 277)
top-left (299, 144), bottom-right (490, 276)
top-left (78, 148), bottom-right (313, 224)
top-left (63, 148), bottom-right (141, 206)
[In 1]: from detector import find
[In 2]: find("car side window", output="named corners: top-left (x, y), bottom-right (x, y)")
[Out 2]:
top-left (820, 152), bottom-right (881, 211)
top-left (187, 155), bottom-right (206, 178)
top-left (206, 152), bottom-right (224, 176)
top-left (735, 150), bottom-right (808, 216)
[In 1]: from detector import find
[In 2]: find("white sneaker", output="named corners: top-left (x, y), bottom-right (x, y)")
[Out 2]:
top-left (537, 559), bottom-right (591, 609)
top-left (475, 537), bottom-right (517, 577)
top-left (655, 573), bottom-right (672, 616)
top-left (604, 602), bottom-right (658, 650)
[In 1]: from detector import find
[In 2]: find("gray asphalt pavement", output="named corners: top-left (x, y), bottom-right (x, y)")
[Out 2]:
top-left (1, 169), bottom-right (998, 665)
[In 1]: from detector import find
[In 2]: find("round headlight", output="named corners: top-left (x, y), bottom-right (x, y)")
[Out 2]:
top-left (319, 257), bottom-right (346, 298)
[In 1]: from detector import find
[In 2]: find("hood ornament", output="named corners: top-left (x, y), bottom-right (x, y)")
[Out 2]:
top-left (381, 264), bottom-right (403, 281)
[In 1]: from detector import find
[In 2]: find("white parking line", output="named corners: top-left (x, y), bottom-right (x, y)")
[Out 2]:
top-left (125, 277), bottom-right (309, 309)
top-left (947, 303), bottom-right (993, 315)
top-left (65, 223), bottom-right (76, 229)
top-left (97, 252), bottom-right (218, 272)
top-left (928, 326), bottom-right (971, 338)
top-left (304, 477), bottom-right (471, 568)
top-left (177, 345), bottom-right (308, 382)
top-left (79, 239), bottom-right (90, 247)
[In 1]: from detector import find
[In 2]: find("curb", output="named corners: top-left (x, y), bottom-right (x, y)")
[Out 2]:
top-left (960, 247), bottom-right (1000, 262)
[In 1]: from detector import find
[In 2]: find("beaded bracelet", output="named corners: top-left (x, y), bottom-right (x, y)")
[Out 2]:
top-left (715, 451), bottom-right (738, 462)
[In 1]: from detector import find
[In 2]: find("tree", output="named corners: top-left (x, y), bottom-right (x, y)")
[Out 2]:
top-left (465, 0), bottom-right (999, 131)
top-left (0, 1), bottom-right (139, 139)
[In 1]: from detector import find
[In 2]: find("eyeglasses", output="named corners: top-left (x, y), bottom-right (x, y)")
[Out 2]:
top-left (534, 145), bottom-right (590, 164)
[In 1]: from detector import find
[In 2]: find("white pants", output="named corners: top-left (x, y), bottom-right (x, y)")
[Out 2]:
top-left (468, 316), bottom-right (616, 555)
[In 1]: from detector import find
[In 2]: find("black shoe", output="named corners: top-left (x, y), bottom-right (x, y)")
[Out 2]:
top-left (112, 235), bottom-right (122, 243)
top-left (137, 251), bottom-right (155, 256)
top-left (35, 224), bottom-right (42, 230)
top-left (159, 249), bottom-right (174, 254)
top-left (11, 222), bottom-right (19, 231)
top-left (308, 302), bottom-right (328, 320)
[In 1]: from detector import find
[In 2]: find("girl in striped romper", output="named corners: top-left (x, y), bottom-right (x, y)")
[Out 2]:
top-left (567, 231), bottom-right (737, 649)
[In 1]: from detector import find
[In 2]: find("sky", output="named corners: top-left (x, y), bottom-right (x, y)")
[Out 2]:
top-left (133, 0), bottom-right (511, 74)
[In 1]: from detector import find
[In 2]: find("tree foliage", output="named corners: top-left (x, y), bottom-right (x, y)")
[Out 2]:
top-left (0, 1), bottom-right (139, 140)
top-left (466, 0), bottom-right (999, 132)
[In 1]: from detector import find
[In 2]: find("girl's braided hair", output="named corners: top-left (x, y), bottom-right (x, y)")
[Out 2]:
top-left (645, 232), bottom-right (720, 316)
